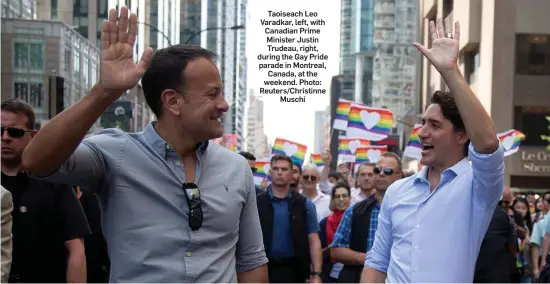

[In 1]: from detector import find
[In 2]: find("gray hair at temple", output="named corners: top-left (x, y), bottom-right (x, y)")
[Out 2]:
top-left (301, 163), bottom-right (320, 175)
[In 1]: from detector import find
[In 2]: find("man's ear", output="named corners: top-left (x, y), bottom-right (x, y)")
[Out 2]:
top-left (457, 130), bottom-right (469, 145)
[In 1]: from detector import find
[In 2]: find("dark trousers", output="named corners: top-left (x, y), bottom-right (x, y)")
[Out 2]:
top-left (268, 258), bottom-right (306, 283)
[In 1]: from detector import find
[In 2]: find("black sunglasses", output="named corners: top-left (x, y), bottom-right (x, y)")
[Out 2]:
top-left (302, 175), bottom-right (318, 182)
top-left (1, 126), bottom-right (30, 138)
top-left (182, 183), bottom-right (203, 231)
top-left (374, 167), bottom-right (395, 175)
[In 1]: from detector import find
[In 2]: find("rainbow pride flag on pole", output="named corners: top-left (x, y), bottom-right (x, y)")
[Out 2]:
top-left (403, 124), bottom-right (423, 160)
top-left (498, 129), bottom-right (526, 157)
top-left (338, 138), bottom-right (371, 162)
top-left (310, 153), bottom-right (324, 170)
top-left (346, 104), bottom-right (393, 141)
top-left (354, 145), bottom-right (388, 172)
top-left (271, 138), bottom-right (308, 166)
top-left (253, 157), bottom-right (271, 186)
top-left (333, 98), bottom-right (352, 130)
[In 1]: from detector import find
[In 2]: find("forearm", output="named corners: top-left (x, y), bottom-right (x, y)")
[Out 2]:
top-left (360, 266), bottom-right (386, 283)
top-left (237, 264), bottom-right (268, 283)
top-left (542, 235), bottom-right (550, 265)
top-left (310, 240), bottom-right (323, 273)
top-left (532, 245), bottom-right (540, 271)
top-left (66, 251), bottom-right (86, 283)
top-left (441, 68), bottom-right (498, 153)
top-left (331, 247), bottom-right (367, 265)
top-left (22, 84), bottom-right (118, 176)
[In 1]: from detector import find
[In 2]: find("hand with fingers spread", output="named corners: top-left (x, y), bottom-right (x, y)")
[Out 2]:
top-left (413, 14), bottom-right (459, 73)
top-left (99, 6), bottom-right (154, 96)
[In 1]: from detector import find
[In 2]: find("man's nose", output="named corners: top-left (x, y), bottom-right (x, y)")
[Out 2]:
top-left (1, 131), bottom-right (12, 142)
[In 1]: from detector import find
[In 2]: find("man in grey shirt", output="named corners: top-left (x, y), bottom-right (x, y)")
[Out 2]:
top-left (22, 6), bottom-right (268, 283)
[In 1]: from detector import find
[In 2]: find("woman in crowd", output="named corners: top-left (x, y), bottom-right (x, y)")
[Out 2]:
top-left (318, 183), bottom-right (351, 282)
top-left (513, 197), bottom-right (534, 283)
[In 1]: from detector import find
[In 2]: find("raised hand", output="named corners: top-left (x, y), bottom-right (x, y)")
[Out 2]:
top-left (99, 6), bottom-right (154, 96)
top-left (413, 14), bottom-right (459, 73)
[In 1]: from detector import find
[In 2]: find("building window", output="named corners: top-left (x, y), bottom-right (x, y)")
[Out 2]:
top-left (465, 48), bottom-right (480, 84)
top-left (14, 81), bottom-right (43, 109)
top-left (14, 42), bottom-right (44, 71)
top-left (516, 34), bottom-right (550, 75)
top-left (443, 0), bottom-right (453, 18)
top-left (51, 0), bottom-right (58, 19)
top-left (514, 106), bottom-right (550, 146)
top-left (14, 83), bottom-right (29, 102)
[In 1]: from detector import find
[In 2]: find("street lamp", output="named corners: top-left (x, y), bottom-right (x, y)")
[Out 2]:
top-left (184, 25), bottom-right (245, 44)
top-left (138, 21), bottom-right (172, 46)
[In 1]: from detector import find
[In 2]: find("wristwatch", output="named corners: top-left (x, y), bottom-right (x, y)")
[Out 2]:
top-left (310, 271), bottom-right (322, 277)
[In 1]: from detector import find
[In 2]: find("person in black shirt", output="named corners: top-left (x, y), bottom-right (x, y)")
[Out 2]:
top-left (75, 186), bottom-right (111, 283)
top-left (1, 98), bottom-right (91, 282)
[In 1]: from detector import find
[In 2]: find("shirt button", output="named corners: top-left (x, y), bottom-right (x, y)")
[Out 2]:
top-left (414, 245), bottom-right (419, 249)
top-left (416, 224), bottom-right (420, 228)
top-left (176, 161), bottom-right (181, 166)
top-left (186, 252), bottom-right (192, 257)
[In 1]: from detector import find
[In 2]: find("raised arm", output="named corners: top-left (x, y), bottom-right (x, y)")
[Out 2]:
top-left (413, 15), bottom-right (499, 154)
top-left (22, 6), bottom-right (153, 177)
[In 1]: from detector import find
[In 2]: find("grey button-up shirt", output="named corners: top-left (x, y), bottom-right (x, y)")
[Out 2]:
top-left (33, 123), bottom-right (268, 282)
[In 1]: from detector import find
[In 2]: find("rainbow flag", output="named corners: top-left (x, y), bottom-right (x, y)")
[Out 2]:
top-left (354, 145), bottom-right (388, 172)
top-left (271, 138), bottom-right (308, 166)
top-left (498, 129), bottom-right (525, 157)
top-left (346, 103), bottom-right (393, 141)
top-left (403, 124), bottom-right (423, 160)
top-left (310, 153), bottom-right (324, 170)
top-left (333, 98), bottom-right (352, 130)
top-left (224, 134), bottom-right (238, 151)
top-left (338, 138), bottom-right (370, 162)
top-left (254, 157), bottom-right (271, 186)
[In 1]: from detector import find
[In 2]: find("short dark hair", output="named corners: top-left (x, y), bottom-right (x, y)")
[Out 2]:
top-left (239, 151), bottom-right (256, 161)
top-left (141, 44), bottom-right (217, 117)
top-left (328, 171), bottom-right (345, 181)
top-left (357, 162), bottom-right (375, 173)
top-left (331, 182), bottom-right (351, 199)
top-left (378, 152), bottom-right (403, 174)
top-left (1, 98), bottom-right (36, 129)
top-left (270, 154), bottom-right (293, 168)
top-left (430, 91), bottom-right (470, 156)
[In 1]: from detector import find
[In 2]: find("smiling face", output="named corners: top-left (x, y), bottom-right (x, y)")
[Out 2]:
top-left (418, 104), bottom-right (468, 169)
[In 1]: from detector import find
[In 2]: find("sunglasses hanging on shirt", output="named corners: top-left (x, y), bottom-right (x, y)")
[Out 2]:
top-left (182, 183), bottom-right (203, 231)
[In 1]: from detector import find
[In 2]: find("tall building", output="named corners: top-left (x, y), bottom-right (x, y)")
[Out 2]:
top-left (372, 0), bottom-right (419, 118)
top-left (1, 19), bottom-right (99, 134)
top-left (36, 0), bottom-right (179, 131)
top-left (314, 110), bottom-right (328, 154)
top-left (233, 0), bottom-right (247, 151)
top-left (246, 92), bottom-right (270, 158)
top-left (179, 0), bottom-right (201, 45)
top-left (419, 0), bottom-right (550, 191)
top-left (2, 0), bottom-right (36, 19)
top-left (339, 0), bottom-right (376, 105)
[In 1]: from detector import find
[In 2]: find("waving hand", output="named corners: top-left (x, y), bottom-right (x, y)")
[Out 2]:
top-left (99, 6), bottom-right (154, 96)
top-left (413, 14), bottom-right (459, 73)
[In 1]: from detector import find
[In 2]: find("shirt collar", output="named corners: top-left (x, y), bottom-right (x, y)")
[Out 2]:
top-left (267, 186), bottom-right (292, 201)
top-left (142, 122), bottom-right (209, 158)
top-left (414, 157), bottom-right (471, 184)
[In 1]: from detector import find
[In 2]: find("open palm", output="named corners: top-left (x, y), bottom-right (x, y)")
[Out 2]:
top-left (413, 16), bottom-right (459, 73)
top-left (99, 7), bottom-right (153, 95)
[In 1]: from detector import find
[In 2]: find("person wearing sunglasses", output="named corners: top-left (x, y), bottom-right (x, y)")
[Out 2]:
top-left (331, 153), bottom-right (403, 283)
top-left (363, 16), bottom-right (505, 283)
top-left (300, 164), bottom-right (331, 223)
top-left (21, 7), bottom-right (268, 283)
top-left (257, 154), bottom-right (323, 283)
top-left (2, 99), bottom-right (91, 283)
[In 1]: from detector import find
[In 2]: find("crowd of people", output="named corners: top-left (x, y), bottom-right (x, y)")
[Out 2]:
top-left (1, 6), bottom-right (549, 283)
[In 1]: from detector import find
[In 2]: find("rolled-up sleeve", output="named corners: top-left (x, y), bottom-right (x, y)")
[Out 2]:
top-left (235, 168), bottom-right (268, 272)
top-left (28, 137), bottom-right (108, 189)
top-left (469, 143), bottom-right (505, 208)
top-left (305, 200), bottom-right (321, 234)
top-left (364, 191), bottom-right (392, 272)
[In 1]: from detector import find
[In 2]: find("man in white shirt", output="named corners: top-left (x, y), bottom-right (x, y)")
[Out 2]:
top-left (300, 164), bottom-right (332, 222)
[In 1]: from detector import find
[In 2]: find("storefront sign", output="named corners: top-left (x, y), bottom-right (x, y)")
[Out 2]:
top-left (520, 150), bottom-right (550, 174)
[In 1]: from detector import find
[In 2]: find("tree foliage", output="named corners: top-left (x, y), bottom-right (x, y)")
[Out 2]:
top-left (541, 116), bottom-right (550, 151)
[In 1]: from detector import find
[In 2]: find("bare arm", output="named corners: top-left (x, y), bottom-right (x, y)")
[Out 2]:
top-left (413, 16), bottom-right (498, 154)
top-left (22, 7), bottom-right (152, 176)
top-left (65, 238), bottom-right (86, 283)
top-left (237, 265), bottom-right (268, 283)
top-left (308, 233), bottom-right (323, 283)
top-left (541, 233), bottom-right (550, 268)
top-left (331, 247), bottom-right (366, 265)
top-left (361, 267), bottom-right (386, 283)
